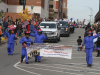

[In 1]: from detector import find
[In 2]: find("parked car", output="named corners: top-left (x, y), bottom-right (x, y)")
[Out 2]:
top-left (39, 22), bottom-right (60, 43)
top-left (59, 21), bottom-right (70, 37)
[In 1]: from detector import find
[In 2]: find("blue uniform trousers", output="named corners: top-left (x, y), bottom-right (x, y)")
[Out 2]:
top-left (7, 43), bottom-right (14, 55)
top-left (35, 55), bottom-right (41, 61)
top-left (85, 48), bottom-right (93, 65)
top-left (21, 48), bottom-right (28, 63)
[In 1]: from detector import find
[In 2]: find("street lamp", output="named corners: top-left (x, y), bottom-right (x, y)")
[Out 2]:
top-left (31, 5), bottom-right (34, 20)
top-left (87, 6), bottom-right (93, 25)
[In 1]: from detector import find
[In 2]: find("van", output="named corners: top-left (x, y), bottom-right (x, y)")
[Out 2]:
top-left (39, 22), bottom-right (60, 43)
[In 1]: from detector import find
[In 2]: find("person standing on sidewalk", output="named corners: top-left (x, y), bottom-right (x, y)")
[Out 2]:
top-left (17, 22), bottom-right (21, 38)
top-left (82, 31), bottom-right (100, 67)
top-left (95, 36), bottom-right (100, 57)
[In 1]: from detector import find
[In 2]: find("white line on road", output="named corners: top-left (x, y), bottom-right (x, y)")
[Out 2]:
top-left (14, 62), bottom-right (41, 75)
top-left (17, 65), bottom-right (83, 75)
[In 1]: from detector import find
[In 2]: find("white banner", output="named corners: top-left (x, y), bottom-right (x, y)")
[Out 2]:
top-left (40, 46), bottom-right (72, 59)
top-left (26, 44), bottom-right (72, 59)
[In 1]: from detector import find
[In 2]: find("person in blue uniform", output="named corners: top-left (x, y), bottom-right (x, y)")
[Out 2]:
top-left (30, 29), bottom-right (48, 62)
top-left (4, 29), bottom-right (17, 55)
top-left (20, 31), bottom-right (33, 64)
top-left (82, 31), bottom-right (100, 67)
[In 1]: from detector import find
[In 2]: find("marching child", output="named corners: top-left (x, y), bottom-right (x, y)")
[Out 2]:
top-left (77, 36), bottom-right (82, 51)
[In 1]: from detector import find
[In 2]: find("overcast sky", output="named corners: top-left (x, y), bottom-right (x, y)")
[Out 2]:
top-left (68, 0), bottom-right (99, 24)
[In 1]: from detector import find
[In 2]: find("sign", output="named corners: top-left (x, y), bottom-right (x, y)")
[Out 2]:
top-left (22, 21), bottom-right (29, 28)
top-left (26, 44), bottom-right (72, 59)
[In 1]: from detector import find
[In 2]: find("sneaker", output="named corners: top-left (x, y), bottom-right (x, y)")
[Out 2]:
top-left (38, 61), bottom-right (41, 63)
top-left (21, 60), bottom-right (23, 63)
top-left (26, 62), bottom-right (29, 64)
top-left (35, 59), bottom-right (37, 62)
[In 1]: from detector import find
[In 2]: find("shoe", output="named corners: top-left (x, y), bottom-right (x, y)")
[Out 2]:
top-left (96, 55), bottom-right (99, 57)
top-left (38, 61), bottom-right (41, 63)
top-left (21, 60), bottom-right (23, 63)
top-left (26, 62), bottom-right (29, 64)
top-left (87, 65), bottom-right (89, 67)
top-left (88, 64), bottom-right (92, 67)
top-left (35, 59), bottom-right (37, 62)
top-left (8, 54), bottom-right (9, 55)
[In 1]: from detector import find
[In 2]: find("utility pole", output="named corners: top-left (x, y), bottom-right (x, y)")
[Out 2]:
top-left (23, 0), bottom-right (26, 10)
top-left (89, 15), bottom-right (92, 25)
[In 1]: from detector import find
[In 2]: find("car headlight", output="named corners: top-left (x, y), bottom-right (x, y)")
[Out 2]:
top-left (54, 32), bottom-right (56, 34)
top-left (66, 28), bottom-right (68, 31)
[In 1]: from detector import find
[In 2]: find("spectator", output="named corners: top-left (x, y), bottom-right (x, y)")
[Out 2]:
top-left (95, 36), bottom-right (100, 57)
top-left (0, 24), bottom-right (2, 43)
top-left (17, 22), bottom-right (21, 37)
top-left (0, 17), bottom-right (3, 26)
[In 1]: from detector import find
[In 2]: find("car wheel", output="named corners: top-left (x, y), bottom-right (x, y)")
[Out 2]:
top-left (58, 37), bottom-right (60, 41)
top-left (66, 33), bottom-right (69, 37)
top-left (55, 39), bottom-right (58, 43)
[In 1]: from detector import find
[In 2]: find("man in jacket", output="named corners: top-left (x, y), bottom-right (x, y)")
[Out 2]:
top-left (20, 31), bottom-right (34, 64)
top-left (30, 29), bottom-right (48, 62)
top-left (82, 31), bottom-right (100, 67)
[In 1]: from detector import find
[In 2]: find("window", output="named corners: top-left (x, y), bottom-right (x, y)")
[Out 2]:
top-left (49, 5), bottom-right (53, 8)
top-left (19, 0), bottom-right (26, 5)
top-left (63, 2), bottom-right (66, 7)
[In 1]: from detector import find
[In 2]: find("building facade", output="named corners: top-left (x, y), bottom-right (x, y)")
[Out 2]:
top-left (0, 0), bottom-right (49, 21)
top-left (95, 0), bottom-right (100, 22)
top-left (49, 0), bottom-right (63, 20)
top-left (63, 0), bottom-right (67, 19)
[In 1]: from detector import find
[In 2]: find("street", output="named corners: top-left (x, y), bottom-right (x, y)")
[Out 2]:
top-left (0, 28), bottom-right (100, 75)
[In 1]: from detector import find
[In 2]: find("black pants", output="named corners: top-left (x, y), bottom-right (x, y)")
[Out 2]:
top-left (97, 50), bottom-right (100, 56)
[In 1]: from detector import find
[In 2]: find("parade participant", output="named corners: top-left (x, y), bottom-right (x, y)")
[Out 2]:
top-left (4, 29), bottom-right (16, 55)
top-left (20, 31), bottom-right (33, 64)
top-left (30, 29), bottom-right (48, 62)
top-left (95, 36), bottom-right (100, 57)
top-left (82, 31), bottom-right (100, 67)
top-left (77, 36), bottom-right (82, 51)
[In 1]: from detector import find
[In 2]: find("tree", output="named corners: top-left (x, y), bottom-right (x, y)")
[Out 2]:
top-left (18, 8), bottom-right (31, 21)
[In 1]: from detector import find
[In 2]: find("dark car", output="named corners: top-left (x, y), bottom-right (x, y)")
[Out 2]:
top-left (59, 21), bottom-right (70, 37)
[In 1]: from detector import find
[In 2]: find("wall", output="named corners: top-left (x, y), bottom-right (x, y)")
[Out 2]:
top-left (0, 1), bottom-right (8, 12)
top-left (8, 5), bottom-right (42, 14)
top-left (44, 0), bottom-right (49, 18)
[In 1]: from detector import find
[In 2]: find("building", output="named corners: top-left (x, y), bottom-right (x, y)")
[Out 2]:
top-left (0, 0), bottom-right (49, 21)
top-left (49, 0), bottom-right (63, 20)
top-left (63, 0), bottom-right (67, 19)
top-left (95, 0), bottom-right (100, 22)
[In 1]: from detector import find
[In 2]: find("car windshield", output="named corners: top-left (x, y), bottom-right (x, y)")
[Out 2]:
top-left (40, 23), bottom-right (56, 28)
top-left (59, 21), bottom-right (68, 26)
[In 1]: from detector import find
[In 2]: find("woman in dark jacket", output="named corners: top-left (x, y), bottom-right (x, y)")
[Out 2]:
top-left (95, 36), bottom-right (100, 57)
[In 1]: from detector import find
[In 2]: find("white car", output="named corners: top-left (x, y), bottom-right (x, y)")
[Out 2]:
top-left (39, 22), bottom-right (60, 43)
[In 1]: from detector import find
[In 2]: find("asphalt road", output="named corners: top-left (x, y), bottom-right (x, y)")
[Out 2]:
top-left (0, 28), bottom-right (100, 75)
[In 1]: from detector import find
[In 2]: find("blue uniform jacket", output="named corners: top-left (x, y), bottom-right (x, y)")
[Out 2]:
top-left (20, 37), bottom-right (33, 46)
top-left (32, 26), bottom-right (40, 33)
top-left (4, 32), bottom-right (16, 44)
top-left (30, 33), bottom-right (48, 43)
top-left (83, 34), bottom-right (100, 48)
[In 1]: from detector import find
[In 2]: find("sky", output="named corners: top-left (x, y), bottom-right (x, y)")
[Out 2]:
top-left (68, 0), bottom-right (99, 24)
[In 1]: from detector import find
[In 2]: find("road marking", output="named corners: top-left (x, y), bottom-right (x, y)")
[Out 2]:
top-left (20, 63), bottom-right (100, 75)
top-left (14, 62), bottom-right (41, 75)
top-left (17, 65), bottom-right (83, 75)
top-left (72, 57), bottom-right (100, 58)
